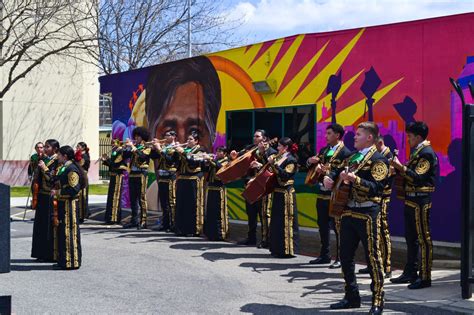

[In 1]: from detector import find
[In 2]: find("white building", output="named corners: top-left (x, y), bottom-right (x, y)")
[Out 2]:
top-left (0, 1), bottom-right (99, 186)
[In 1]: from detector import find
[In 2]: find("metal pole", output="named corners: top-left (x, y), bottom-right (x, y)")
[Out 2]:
top-left (187, 0), bottom-right (192, 58)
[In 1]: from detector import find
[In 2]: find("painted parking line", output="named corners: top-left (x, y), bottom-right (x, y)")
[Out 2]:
top-left (10, 209), bottom-right (33, 219)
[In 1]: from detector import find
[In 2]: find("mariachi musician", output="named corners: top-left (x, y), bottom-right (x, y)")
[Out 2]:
top-left (150, 131), bottom-right (179, 232)
top-left (307, 123), bottom-right (351, 268)
top-left (173, 131), bottom-right (206, 236)
top-left (326, 122), bottom-right (389, 315)
top-left (390, 121), bottom-right (438, 290)
top-left (203, 146), bottom-right (229, 241)
top-left (230, 129), bottom-right (276, 248)
top-left (267, 137), bottom-right (300, 258)
top-left (359, 135), bottom-right (394, 277)
top-left (102, 139), bottom-right (129, 225)
top-left (50, 145), bottom-right (84, 270)
top-left (123, 127), bottom-right (151, 230)
top-left (28, 142), bottom-right (44, 178)
top-left (75, 142), bottom-right (90, 223)
top-left (31, 139), bottom-right (60, 262)
top-left (29, 142), bottom-right (44, 211)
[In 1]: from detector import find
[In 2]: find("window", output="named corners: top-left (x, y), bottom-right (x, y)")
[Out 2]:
top-left (226, 104), bottom-right (316, 171)
top-left (99, 93), bottom-right (112, 128)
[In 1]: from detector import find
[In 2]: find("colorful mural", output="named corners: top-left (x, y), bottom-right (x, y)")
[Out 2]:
top-left (99, 13), bottom-right (474, 243)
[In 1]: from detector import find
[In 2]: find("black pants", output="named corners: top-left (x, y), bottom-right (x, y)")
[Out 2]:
top-left (129, 173), bottom-right (148, 225)
top-left (158, 175), bottom-right (176, 229)
top-left (316, 197), bottom-right (340, 260)
top-left (340, 206), bottom-right (384, 307)
top-left (246, 195), bottom-right (271, 243)
top-left (404, 195), bottom-right (433, 280)
top-left (379, 197), bottom-right (392, 274)
top-left (104, 173), bottom-right (123, 224)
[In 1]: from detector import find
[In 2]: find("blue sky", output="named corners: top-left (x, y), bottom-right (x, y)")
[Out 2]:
top-left (221, 0), bottom-right (474, 44)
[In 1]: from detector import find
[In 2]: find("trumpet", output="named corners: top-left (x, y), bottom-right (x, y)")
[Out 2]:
top-left (189, 152), bottom-right (215, 161)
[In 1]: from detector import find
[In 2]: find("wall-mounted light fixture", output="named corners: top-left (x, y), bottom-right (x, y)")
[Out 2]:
top-left (252, 79), bottom-right (277, 94)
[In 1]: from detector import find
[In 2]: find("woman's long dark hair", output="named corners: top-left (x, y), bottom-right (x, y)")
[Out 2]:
top-left (279, 137), bottom-right (298, 154)
top-left (45, 139), bottom-right (60, 152)
top-left (59, 145), bottom-right (87, 189)
top-left (77, 141), bottom-right (89, 154)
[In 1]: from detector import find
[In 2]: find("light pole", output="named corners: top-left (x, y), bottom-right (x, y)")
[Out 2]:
top-left (187, 0), bottom-right (192, 58)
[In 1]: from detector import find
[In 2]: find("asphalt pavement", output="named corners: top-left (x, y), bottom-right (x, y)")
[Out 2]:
top-left (2, 199), bottom-right (474, 314)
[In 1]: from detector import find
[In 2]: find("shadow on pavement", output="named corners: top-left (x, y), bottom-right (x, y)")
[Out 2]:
top-left (170, 242), bottom-right (239, 251)
top-left (201, 252), bottom-right (271, 262)
top-left (240, 303), bottom-right (362, 314)
top-left (282, 270), bottom-right (343, 283)
top-left (238, 261), bottom-right (328, 273)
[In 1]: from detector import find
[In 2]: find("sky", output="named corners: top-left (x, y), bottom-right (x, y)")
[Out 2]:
top-left (222, 0), bottom-right (474, 44)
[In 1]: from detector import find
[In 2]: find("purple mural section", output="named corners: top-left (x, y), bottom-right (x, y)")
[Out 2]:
top-left (315, 56), bottom-right (474, 242)
top-left (100, 68), bottom-right (151, 208)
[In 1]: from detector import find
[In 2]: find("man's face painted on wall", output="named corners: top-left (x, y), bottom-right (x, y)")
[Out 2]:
top-left (155, 81), bottom-right (210, 148)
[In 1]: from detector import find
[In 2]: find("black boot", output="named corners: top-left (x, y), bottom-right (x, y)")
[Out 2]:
top-left (408, 278), bottom-right (431, 289)
top-left (369, 305), bottom-right (384, 315)
top-left (330, 293), bottom-right (361, 309)
top-left (390, 270), bottom-right (417, 284)
top-left (359, 266), bottom-right (370, 274)
top-left (309, 256), bottom-right (331, 264)
top-left (328, 260), bottom-right (341, 269)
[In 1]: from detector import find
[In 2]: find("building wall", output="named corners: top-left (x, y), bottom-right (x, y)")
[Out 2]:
top-left (0, 55), bottom-right (99, 186)
top-left (101, 13), bottom-right (474, 243)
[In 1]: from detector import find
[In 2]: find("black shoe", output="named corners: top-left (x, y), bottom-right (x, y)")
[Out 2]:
top-left (369, 305), bottom-right (384, 315)
top-left (390, 272), bottom-right (417, 284)
top-left (330, 297), bottom-right (361, 309)
top-left (309, 256), bottom-right (331, 264)
top-left (258, 241), bottom-right (269, 249)
top-left (408, 278), bottom-right (431, 289)
top-left (359, 266), bottom-right (370, 274)
top-left (329, 260), bottom-right (341, 269)
top-left (137, 223), bottom-right (147, 230)
top-left (155, 225), bottom-right (169, 232)
top-left (123, 222), bottom-right (138, 229)
top-left (79, 219), bottom-right (85, 224)
top-left (384, 271), bottom-right (392, 279)
top-left (237, 238), bottom-right (257, 246)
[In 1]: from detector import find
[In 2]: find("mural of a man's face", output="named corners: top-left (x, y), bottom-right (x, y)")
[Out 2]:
top-left (155, 82), bottom-right (210, 148)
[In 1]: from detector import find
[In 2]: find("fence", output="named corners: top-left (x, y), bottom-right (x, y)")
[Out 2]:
top-left (99, 137), bottom-right (111, 180)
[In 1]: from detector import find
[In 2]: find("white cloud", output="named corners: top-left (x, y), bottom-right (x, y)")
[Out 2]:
top-left (227, 0), bottom-right (474, 42)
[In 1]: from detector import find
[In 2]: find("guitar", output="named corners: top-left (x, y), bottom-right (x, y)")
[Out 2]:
top-left (216, 138), bottom-right (278, 184)
top-left (392, 149), bottom-right (405, 200)
top-left (328, 165), bottom-right (352, 218)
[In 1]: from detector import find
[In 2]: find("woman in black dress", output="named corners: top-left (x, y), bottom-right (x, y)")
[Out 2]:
top-left (267, 137), bottom-right (300, 258)
top-left (76, 142), bottom-right (90, 223)
top-left (204, 146), bottom-right (229, 241)
top-left (31, 139), bottom-right (60, 262)
top-left (51, 145), bottom-right (85, 270)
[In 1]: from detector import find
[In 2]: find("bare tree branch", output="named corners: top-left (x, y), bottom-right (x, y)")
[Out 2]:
top-left (0, 0), bottom-right (99, 98)
top-left (97, 0), bottom-right (242, 75)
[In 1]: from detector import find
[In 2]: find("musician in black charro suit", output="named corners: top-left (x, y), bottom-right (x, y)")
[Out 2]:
top-left (267, 137), bottom-right (300, 258)
top-left (326, 122), bottom-right (389, 315)
top-left (150, 131), bottom-right (179, 232)
top-left (230, 129), bottom-right (276, 248)
top-left (307, 123), bottom-right (351, 268)
top-left (173, 131), bottom-right (206, 236)
top-left (359, 135), bottom-right (394, 278)
top-left (390, 121), bottom-right (438, 290)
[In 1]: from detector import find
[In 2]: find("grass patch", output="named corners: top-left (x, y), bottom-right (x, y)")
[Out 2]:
top-left (10, 184), bottom-right (109, 197)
